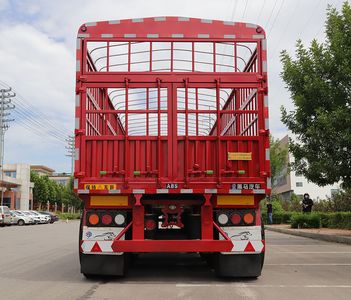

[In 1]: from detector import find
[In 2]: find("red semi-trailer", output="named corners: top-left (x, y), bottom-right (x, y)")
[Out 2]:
top-left (75, 17), bottom-right (270, 278)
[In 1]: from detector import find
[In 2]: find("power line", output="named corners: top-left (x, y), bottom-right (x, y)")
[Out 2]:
top-left (267, 0), bottom-right (285, 37)
top-left (264, 0), bottom-right (279, 29)
top-left (257, 0), bottom-right (267, 23)
top-left (65, 135), bottom-right (75, 175)
top-left (242, 0), bottom-right (249, 19)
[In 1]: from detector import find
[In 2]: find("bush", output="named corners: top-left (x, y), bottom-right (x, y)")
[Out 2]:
top-left (290, 213), bottom-right (321, 229)
top-left (57, 212), bottom-right (81, 220)
top-left (326, 212), bottom-right (351, 229)
top-left (271, 212), bottom-right (293, 224)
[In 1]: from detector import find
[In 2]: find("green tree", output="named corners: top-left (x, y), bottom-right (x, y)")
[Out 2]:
top-left (280, 2), bottom-right (351, 188)
top-left (270, 135), bottom-right (288, 189)
top-left (31, 171), bottom-right (49, 207)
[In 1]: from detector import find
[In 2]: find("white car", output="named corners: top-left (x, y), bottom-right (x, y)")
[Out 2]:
top-left (0, 206), bottom-right (12, 226)
top-left (30, 211), bottom-right (50, 224)
top-left (22, 211), bottom-right (41, 224)
top-left (10, 210), bottom-right (34, 225)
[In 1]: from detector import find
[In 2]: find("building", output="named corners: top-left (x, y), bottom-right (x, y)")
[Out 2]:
top-left (0, 164), bottom-right (71, 210)
top-left (0, 163), bottom-right (34, 210)
top-left (31, 165), bottom-right (71, 186)
top-left (274, 135), bottom-right (340, 200)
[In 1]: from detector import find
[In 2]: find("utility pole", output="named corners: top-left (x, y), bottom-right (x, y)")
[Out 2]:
top-left (65, 135), bottom-right (75, 175)
top-left (0, 87), bottom-right (15, 206)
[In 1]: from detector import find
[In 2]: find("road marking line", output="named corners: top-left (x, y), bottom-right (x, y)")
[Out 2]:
top-left (175, 284), bottom-right (351, 288)
top-left (266, 263), bottom-right (351, 266)
top-left (277, 252), bottom-right (351, 254)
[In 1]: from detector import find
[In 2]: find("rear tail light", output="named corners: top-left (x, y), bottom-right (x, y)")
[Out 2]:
top-left (230, 213), bottom-right (241, 225)
top-left (101, 214), bottom-right (112, 225)
top-left (243, 212), bottom-right (255, 225)
top-left (216, 209), bottom-right (256, 226)
top-left (88, 213), bottom-right (99, 226)
top-left (217, 213), bottom-right (229, 225)
top-left (114, 213), bottom-right (125, 226)
top-left (145, 219), bottom-right (157, 230)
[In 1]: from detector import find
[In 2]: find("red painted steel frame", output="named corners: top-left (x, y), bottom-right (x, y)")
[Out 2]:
top-left (75, 17), bottom-right (270, 253)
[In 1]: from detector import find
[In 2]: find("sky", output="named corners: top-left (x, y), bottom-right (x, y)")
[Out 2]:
top-left (0, 0), bottom-right (346, 173)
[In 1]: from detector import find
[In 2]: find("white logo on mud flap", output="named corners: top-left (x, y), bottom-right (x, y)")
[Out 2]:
top-left (83, 226), bottom-right (124, 241)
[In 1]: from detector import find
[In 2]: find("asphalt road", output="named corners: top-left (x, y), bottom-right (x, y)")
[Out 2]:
top-left (1, 221), bottom-right (351, 300)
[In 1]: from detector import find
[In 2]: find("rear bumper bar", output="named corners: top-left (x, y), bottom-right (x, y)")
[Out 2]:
top-left (111, 239), bottom-right (233, 252)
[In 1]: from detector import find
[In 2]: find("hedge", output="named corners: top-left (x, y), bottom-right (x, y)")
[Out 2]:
top-left (290, 213), bottom-right (321, 229)
top-left (267, 212), bottom-right (351, 230)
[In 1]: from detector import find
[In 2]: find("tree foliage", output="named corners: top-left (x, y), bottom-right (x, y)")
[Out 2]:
top-left (280, 2), bottom-right (351, 188)
top-left (30, 171), bottom-right (81, 209)
top-left (270, 135), bottom-right (288, 188)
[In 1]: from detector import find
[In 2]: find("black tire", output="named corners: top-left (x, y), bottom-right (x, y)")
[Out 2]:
top-left (17, 219), bottom-right (25, 226)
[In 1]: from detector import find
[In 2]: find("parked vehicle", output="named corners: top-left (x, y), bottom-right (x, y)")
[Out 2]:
top-left (30, 211), bottom-right (50, 224)
top-left (0, 206), bottom-right (12, 226)
top-left (10, 210), bottom-right (34, 225)
top-left (22, 211), bottom-right (40, 224)
top-left (39, 211), bottom-right (59, 223)
top-left (75, 17), bottom-right (270, 278)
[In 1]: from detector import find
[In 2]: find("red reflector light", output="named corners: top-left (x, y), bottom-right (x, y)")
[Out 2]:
top-left (88, 214), bottom-right (99, 225)
top-left (230, 213), bottom-right (241, 225)
top-left (101, 214), bottom-right (112, 225)
top-left (243, 213), bottom-right (254, 225)
top-left (145, 219), bottom-right (157, 231)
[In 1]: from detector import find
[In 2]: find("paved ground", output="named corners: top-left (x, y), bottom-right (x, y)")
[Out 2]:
top-left (1, 221), bottom-right (351, 300)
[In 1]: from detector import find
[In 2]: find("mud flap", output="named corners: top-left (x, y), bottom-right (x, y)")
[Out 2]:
top-left (80, 253), bottom-right (126, 277)
top-left (215, 253), bottom-right (264, 277)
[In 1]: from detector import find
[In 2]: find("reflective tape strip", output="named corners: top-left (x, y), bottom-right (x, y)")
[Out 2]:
top-left (75, 118), bottom-right (79, 130)
top-left (124, 34), bottom-right (136, 38)
top-left (201, 19), bottom-right (212, 23)
top-left (101, 33), bottom-right (113, 38)
top-left (76, 60), bottom-right (80, 71)
top-left (267, 177), bottom-right (272, 189)
top-left (181, 189), bottom-right (193, 193)
top-left (253, 34), bottom-right (265, 39)
top-left (266, 148), bottom-right (270, 161)
top-left (265, 118), bottom-right (269, 130)
top-left (78, 189), bottom-right (89, 194)
top-left (246, 23), bottom-right (257, 28)
top-left (98, 241), bottom-right (113, 252)
top-left (178, 17), bottom-right (189, 21)
top-left (75, 94), bottom-right (80, 107)
top-left (154, 17), bottom-right (166, 21)
top-left (74, 179), bottom-right (78, 189)
top-left (109, 20), bottom-right (120, 24)
top-left (229, 189), bottom-right (242, 194)
top-left (205, 189), bottom-right (217, 194)
top-left (262, 39), bottom-right (267, 51)
top-left (133, 189), bottom-right (145, 194)
top-left (224, 34), bottom-right (236, 39)
top-left (76, 39), bottom-right (81, 50)
top-left (223, 21), bottom-right (235, 26)
top-left (85, 22), bottom-right (97, 27)
top-left (156, 189), bottom-right (169, 193)
top-left (147, 34), bottom-right (159, 38)
top-left (264, 95), bottom-right (269, 107)
top-left (172, 33), bottom-right (184, 38)
top-left (253, 189), bottom-right (266, 194)
top-left (132, 18), bottom-right (143, 23)
top-left (108, 189), bottom-right (121, 194)
top-left (75, 148), bottom-right (79, 160)
top-left (262, 61), bottom-right (267, 72)
top-left (198, 34), bottom-right (209, 38)
top-left (81, 241), bottom-right (95, 252)
top-left (77, 33), bottom-right (90, 38)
